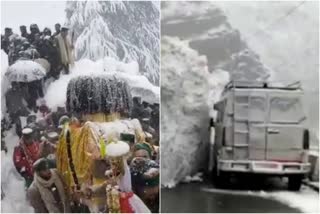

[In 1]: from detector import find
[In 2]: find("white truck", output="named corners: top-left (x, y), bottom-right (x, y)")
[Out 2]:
top-left (209, 81), bottom-right (311, 191)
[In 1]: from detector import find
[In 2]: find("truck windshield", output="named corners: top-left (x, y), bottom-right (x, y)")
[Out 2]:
top-left (270, 96), bottom-right (305, 123)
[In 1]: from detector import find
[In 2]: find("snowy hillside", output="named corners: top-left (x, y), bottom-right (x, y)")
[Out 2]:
top-left (65, 1), bottom-right (160, 85)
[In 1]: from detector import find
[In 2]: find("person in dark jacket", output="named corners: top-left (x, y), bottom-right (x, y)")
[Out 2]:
top-left (25, 79), bottom-right (44, 112)
top-left (27, 158), bottom-right (71, 213)
top-left (5, 82), bottom-right (30, 137)
top-left (29, 24), bottom-right (41, 44)
top-left (20, 25), bottom-right (30, 40)
top-left (52, 23), bottom-right (61, 38)
top-left (1, 27), bottom-right (13, 54)
top-left (131, 97), bottom-right (143, 120)
top-left (142, 101), bottom-right (152, 119)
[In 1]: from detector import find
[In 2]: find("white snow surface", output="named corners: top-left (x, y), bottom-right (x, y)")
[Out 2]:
top-left (1, 128), bottom-right (34, 213)
top-left (182, 172), bottom-right (204, 183)
top-left (105, 141), bottom-right (130, 157)
top-left (6, 60), bottom-right (46, 82)
top-left (1, 50), bottom-right (9, 118)
top-left (44, 57), bottom-right (159, 111)
top-left (161, 36), bottom-right (228, 186)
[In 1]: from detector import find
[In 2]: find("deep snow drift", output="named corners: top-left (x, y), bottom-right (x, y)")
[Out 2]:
top-left (44, 58), bottom-right (159, 112)
top-left (161, 36), bottom-right (229, 186)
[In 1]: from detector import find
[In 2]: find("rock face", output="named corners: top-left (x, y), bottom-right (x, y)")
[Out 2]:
top-left (161, 1), bottom-right (271, 186)
top-left (161, 1), bottom-right (271, 81)
top-left (65, 1), bottom-right (160, 85)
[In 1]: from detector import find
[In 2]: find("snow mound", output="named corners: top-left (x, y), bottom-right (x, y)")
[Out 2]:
top-left (45, 58), bottom-right (159, 111)
top-left (161, 36), bottom-right (210, 186)
top-left (182, 172), bottom-right (204, 183)
top-left (1, 50), bottom-right (9, 118)
top-left (106, 141), bottom-right (130, 157)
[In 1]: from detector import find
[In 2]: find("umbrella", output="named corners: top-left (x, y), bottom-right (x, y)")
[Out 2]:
top-left (34, 58), bottom-right (51, 73)
top-left (5, 60), bottom-right (46, 82)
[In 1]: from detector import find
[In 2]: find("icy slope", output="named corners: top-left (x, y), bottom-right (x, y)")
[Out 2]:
top-left (65, 1), bottom-right (160, 85)
top-left (161, 37), bottom-right (229, 186)
top-left (45, 58), bottom-right (159, 111)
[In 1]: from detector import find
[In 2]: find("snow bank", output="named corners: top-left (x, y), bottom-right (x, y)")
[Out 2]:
top-left (1, 128), bottom-right (34, 213)
top-left (45, 57), bottom-right (159, 111)
top-left (1, 50), bottom-right (9, 119)
top-left (161, 36), bottom-right (227, 187)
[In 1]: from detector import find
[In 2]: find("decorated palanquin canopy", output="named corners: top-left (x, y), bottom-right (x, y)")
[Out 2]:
top-left (56, 75), bottom-right (143, 210)
top-left (66, 74), bottom-right (132, 120)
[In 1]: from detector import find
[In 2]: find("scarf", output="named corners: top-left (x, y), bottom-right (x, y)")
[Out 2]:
top-left (34, 169), bottom-right (70, 213)
top-left (56, 34), bottom-right (74, 66)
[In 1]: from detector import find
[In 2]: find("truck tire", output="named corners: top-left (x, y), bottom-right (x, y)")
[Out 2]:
top-left (288, 175), bottom-right (302, 191)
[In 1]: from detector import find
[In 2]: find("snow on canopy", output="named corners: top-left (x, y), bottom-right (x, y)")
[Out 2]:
top-left (44, 58), bottom-right (159, 111)
top-left (66, 74), bottom-right (132, 116)
top-left (65, 1), bottom-right (160, 85)
top-left (106, 141), bottom-right (130, 157)
top-left (5, 60), bottom-right (46, 82)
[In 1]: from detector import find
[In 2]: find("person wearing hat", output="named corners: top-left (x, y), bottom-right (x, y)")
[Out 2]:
top-left (82, 141), bottom-right (151, 213)
top-left (20, 25), bottom-right (30, 40)
top-left (29, 24), bottom-right (40, 44)
top-left (131, 97), bottom-right (143, 120)
top-left (27, 158), bottom-right (71, 213)
top-left (52, 23), bottom-right (61, 38)
top-left (1, 27), bottom-right (13, 54)
top-left (54, 26), bottom-right (74, 74)
top-left (13, 128), bottom-right (41, 187)
top-left (130, 143), bottom-right (159, 212)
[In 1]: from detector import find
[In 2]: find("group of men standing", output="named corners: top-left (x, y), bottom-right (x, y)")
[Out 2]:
top-left (1, 23), bottom-right (74, 78)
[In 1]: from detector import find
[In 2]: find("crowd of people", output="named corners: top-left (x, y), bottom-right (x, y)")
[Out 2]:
top-left (1, 23), bottom-right (160, 212)
top-left (1, 23), bottom-right (74, 77)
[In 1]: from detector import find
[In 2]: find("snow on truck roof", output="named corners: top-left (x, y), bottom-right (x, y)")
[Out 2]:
top-left (222, 81), bottom-right (303, 94)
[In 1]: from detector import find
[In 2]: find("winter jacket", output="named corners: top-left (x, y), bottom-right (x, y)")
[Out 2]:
top-left (27, 169), bottom-right (70, 213)
top-left (13, 140), bottom-right (40, 181)
top-left (55, 34), bottom-right (74, 66)
top-left (5, 88), bottom-right (29, 118)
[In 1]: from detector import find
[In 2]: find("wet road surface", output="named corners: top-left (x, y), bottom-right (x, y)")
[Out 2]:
top-left (161, 179), bottom-right (302, 213)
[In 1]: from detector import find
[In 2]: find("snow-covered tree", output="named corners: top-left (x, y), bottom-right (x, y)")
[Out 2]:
top-left (65, 1), bottom-right (160, 85)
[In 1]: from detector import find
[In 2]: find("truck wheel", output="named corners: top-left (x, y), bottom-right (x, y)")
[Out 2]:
top-left (288, 175), bottom-right (302, 191)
